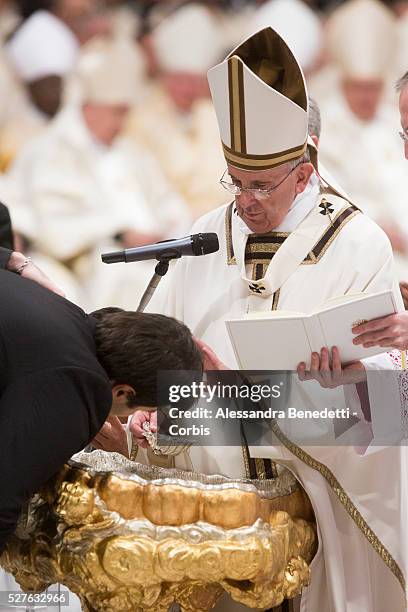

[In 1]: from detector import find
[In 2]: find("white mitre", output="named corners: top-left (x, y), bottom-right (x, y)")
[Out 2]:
top-left (151, 2), bottom-right (225, 73)
top-left (395, 12), bottom-right (408, 79)
top-left (5, 10), bottom-right (79, 82)
top-left (207, 27), bottom-right (308, 171)
top-left (326, 0), bottom-right (396, 80)
top-left (76, 37), bottom-right (146, 105)
top-left (247, 0), bottom-right (323, 73)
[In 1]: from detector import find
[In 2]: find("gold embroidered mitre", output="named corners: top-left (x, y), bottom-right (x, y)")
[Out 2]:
top-left (207, 27), bottom-right (308, 171)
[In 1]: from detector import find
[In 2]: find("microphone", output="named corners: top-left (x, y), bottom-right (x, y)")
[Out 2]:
top-left (101, 232), bottom-right (219, 264)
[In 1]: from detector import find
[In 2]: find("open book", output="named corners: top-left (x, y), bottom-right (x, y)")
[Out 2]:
top-left (226, 290), bottom-right (398, 370)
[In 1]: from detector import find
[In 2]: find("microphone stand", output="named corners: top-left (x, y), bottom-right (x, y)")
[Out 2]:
top-left (137, 257), bottom-right (173, 312)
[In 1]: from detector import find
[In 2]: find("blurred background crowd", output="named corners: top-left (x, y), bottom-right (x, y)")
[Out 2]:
top-left (1, 0), bottom-right (408, 311)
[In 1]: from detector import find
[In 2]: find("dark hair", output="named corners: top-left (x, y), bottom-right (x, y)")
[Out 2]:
top-left (91, 308), bottom-right (203, 407)
top-left (15, 0), bottom-right (55, 20)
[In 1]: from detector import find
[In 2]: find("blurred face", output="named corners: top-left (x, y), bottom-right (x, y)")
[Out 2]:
top-left (82, 103), bottom-right (130, 145)
top-left (399, 85), bottom-right (408, 160)
top-left (228, 162), bottom-right (314, 233)
top-left (342, 77), bottom-right (384, 121)
top-left (27, 75), bottom-right (63, 117)
top-left (54, 0), bottom-right (95, 21)
top-left (161, 72), bottom-right (210, 112)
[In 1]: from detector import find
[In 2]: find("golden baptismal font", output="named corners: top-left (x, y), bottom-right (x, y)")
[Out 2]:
top-left (1, 451), bottom-right (316, 611)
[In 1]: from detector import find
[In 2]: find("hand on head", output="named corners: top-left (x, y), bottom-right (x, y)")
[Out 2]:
top-left (194, 337), bottom-right (229, 371)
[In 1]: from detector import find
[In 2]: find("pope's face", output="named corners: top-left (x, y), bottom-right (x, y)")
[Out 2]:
top-left (227, 162), bottom-right (314, 233)
top-left (399, 86), bottom-right (408, 160)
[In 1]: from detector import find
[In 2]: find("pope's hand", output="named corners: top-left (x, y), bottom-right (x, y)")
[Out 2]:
top-left (92, 416), bottom-right (129, 457)
top-left (297, 346), bottom-right (366, 388)
top-left (7, 251), bottom-right (65, 297)
top-left (194, 338), bottom-right (229, 370)
top-left (352, 312), bottom-right (408, 350)
top-left (129, 410), bottom-right (158, 449)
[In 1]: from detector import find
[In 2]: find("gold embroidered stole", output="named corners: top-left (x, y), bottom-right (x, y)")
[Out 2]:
top-left (242, 233), bottom-right (289, 480)
top-left (245, 232), bottom-right (290, 281)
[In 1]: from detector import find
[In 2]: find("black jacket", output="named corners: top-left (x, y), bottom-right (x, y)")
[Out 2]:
top-left (0, 269), bottom-right (112, 552)
top-left (0, 202), bottom-right (13, 251)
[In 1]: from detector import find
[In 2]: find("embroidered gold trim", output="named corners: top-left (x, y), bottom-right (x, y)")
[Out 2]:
top-left (223, 141), bottom-right (307, 160)
top-left (246, 242), bottom-right (284, 254)
top-left (269, 418), bottom-right (406, 595)
top-left (225, 202), bottom-right (236, 265)
top-left (238, 61), bottom-right (246, 153)
top-left (255, 457), bottom-right (266, 480)
top-left (130, 440), bottom-right (139, 462)
top-left (302, 206), bottom-right (360, 266)
top-left (272, 289), bottom-right (281, 311)
top-left (247, 257), bottom-right (274, 265)
top-left (223, 142), bottom-right (308, 170)
top-left (228, 61), bottom-right (235, 151)
top-left (241, 439), bottom-right (251, 479)
top-left (247, 232), bottom-right (290, 239)
top-left (251, 263), bottom-right (260, 281)
top-left (230, 57), bottom-right (243, 152)
top-left (248, 262), bottom-right (272, 278)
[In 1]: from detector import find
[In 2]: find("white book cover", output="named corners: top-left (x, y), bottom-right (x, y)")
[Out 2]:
top-left (226, 290), bottom-right (398, 370)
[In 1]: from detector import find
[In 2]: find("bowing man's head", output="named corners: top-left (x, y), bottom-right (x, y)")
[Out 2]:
top-left (91, 308), bottom-right (203, 417)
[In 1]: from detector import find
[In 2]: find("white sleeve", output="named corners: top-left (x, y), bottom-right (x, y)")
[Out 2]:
top-left (7, 146), bottom-right (136, 260)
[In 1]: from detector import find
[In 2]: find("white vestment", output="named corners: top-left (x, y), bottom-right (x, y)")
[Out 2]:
top-left (318, 93), bottom-right (408, 278)
top-left (5, 105), bottom-right (191, 310)
top-left (126, 85), bottom-right (228, 218)
top-left (0, 53), bottom-right (46, 173)
top-left (147, 177), bottom-right (407, 611)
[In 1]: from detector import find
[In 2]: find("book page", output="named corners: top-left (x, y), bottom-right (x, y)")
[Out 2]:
top-left (243, 311), bottom-right (305, 319)
top-left (316, 290), bottom-right (396, 362)
top-left (226, 316), bottom-right (313, 370)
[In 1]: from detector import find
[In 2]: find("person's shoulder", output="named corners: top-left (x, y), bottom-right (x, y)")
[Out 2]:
top-left (8, 116), bottom-right (64, 169)
top-left (190, 202), bottom-right (232, 233)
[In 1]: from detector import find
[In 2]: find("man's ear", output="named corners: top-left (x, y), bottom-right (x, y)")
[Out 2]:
top-left (111, 383), bottom-right (136, 405)
top-left (295, 162), bottom-right (314, 195)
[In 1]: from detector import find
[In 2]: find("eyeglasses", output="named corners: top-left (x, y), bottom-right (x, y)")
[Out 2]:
top-left (219, 164), bottom-right (302, 201)
top-left (399, 128), bottom-right (408, 143)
